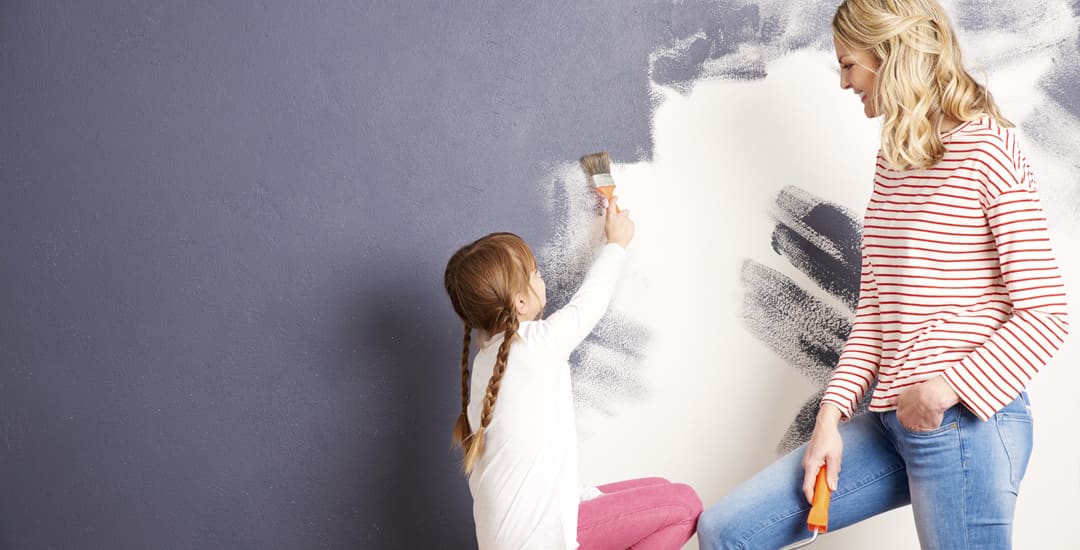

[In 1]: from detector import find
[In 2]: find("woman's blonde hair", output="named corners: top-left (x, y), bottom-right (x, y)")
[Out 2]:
top-left (833, 0), bottom-right (1012, 170)
top-left (443, 232), bottom-right (537, 474)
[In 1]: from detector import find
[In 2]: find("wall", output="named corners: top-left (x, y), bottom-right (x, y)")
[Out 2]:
top-left (1, 1), bottom-right (1077, 548)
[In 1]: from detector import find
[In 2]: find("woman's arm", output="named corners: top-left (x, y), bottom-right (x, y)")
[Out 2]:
top-left (821, 245), bottom-right (885, 419)
top-left (941, 183), bottom-right (1069, 420)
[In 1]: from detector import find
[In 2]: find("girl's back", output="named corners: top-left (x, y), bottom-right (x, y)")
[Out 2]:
top-left (467, 322), bottom-right (581, 549)
top-left (465, 239), bottom-right (626, 548)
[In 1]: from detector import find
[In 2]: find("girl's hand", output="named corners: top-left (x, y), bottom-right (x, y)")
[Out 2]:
top-left (604, 197), bottom-right (634, 249)
top-left (896, 375), bottom-right (960, 432)
top-left (802, 404), bottom-right (843, 503)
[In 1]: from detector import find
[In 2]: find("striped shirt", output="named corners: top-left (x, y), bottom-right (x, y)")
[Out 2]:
top-left (822, 116), bottom-right (1070, 421)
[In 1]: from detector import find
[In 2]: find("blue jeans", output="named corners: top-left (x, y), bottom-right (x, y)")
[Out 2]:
top-left (698, 394), bottom-right (1033, 549)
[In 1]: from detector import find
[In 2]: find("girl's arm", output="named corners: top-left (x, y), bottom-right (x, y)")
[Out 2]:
top-left (539, 243), bottom-right (627, 356)
top-left (539, 198), bottom-right (634, 357)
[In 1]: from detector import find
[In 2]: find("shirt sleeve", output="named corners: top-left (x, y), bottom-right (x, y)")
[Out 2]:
top-left (822, 244), bottom-right (884, 419)
top-left (534, 243), bottom-right (627, 358)
top-left (942, 181), bottom-right (1070, 420)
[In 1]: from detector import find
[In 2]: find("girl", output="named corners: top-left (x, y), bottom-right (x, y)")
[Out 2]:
top-left (698, 1), bottom-right (1069, 548)
top-left (444, 198), bottom-right (702, 549)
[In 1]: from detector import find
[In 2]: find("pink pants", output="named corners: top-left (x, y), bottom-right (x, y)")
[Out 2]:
top-left (577, 477), bottom-right (702, 550)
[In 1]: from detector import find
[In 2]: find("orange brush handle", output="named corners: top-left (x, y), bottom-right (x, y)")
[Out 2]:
top-left (596, 185), bottom-right (620, 212)
top-left (807, 467), bottom-right (831, 533)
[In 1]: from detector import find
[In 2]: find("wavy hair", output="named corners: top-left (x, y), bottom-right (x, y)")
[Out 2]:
top-left (833, 0), bottom-right (1012, 170)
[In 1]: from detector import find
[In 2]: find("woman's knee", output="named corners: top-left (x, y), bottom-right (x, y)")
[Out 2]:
top-left (695, 502), bottom-right (745, 550)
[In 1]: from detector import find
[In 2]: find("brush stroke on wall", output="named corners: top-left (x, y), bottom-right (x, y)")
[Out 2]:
top-left (742, 186), bottom-right (876, 453)
top-left (540, 166), bottom-right (650, 414)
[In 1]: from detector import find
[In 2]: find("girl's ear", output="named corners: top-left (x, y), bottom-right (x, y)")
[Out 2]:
top-left (512, 291), bottom-right (530, 318)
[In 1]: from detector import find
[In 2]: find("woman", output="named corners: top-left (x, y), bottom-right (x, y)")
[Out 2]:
top-left (698, 1), bottom-right (1069, 548)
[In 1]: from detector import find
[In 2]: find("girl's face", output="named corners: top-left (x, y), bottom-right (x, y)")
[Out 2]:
top-left (833, 34), bottom-right (881, 118)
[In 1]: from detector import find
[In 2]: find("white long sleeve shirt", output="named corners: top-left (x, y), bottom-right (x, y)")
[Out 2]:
top-left (467, 243), bottom-right (626, 550)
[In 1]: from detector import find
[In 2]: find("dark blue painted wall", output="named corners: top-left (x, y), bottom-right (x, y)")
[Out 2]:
top-left (7, 1), bottom-right (1076, 548)
top-left (0, 1), bottom-right (669, 548)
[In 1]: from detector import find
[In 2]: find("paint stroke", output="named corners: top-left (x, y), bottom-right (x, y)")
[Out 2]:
top-left (650, 0), bottom-right (835, 92)
top-left (772, 185), bottom-right (862, 310)
top-left (743, 186), bottom-right (874, 453)
top-left (741, 260), bottom-right (844, 453)
top-left (538, 165), bottom-right (650, 414)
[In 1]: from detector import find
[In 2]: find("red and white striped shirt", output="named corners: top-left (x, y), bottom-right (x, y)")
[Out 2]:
top-left (822, 116), bottom-right (1070, 421)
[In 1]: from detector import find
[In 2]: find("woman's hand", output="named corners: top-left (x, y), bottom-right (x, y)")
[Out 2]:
top-left (604, 197), bottom-right (635, 249)
top-left (802, 404), bottom-right (844, 503)
top-left (895, 375), bottom-right (960, 432)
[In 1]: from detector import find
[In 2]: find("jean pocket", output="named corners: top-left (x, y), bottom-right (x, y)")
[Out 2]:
top-left (996, 412), bottom-right (1033, 491)
top-left (897, 405), bottom-right (960, 437)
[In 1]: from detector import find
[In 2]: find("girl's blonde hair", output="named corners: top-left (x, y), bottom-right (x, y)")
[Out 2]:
top-left (443, 232), bottom-right (537, 474)
top-left (833, 0), bottom-right (1012, 170)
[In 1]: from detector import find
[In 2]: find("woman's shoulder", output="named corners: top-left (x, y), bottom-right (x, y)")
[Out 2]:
top-left (945, 115), bottom-right (1029, 171)
top-left (945, 116), bottom-right (1034, 199)
top-left (948, 115), bottom-right (1023, 152)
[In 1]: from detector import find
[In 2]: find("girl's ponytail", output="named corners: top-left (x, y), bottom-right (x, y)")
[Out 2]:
top-left (451, 324), bottom-right (472, 450)
top-left (463, 310), bottom-right (518, 474)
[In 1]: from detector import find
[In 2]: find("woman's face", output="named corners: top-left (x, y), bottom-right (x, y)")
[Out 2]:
top-left (833, 34), bottom-right (881, 118)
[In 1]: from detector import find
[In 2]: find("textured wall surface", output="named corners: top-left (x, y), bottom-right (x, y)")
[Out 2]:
top-left (2, 1), bottom-right (1077, 549)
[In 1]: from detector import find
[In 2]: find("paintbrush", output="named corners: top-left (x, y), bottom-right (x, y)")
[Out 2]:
top-left (580, 152), bottom-right (620, 211)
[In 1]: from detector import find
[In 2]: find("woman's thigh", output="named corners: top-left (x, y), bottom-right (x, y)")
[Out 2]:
top-left (697, 412), bottom-right (911, 550)
top-left (885, 395), bottom-right (1033, 550)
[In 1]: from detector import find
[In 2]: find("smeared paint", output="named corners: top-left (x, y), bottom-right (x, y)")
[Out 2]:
top-left (771, 186), bottom-right (862, 310)
top-left (570, 311), bottom-right (649, 415)
top-left (953, 1), bottom-right (1052, 32)
top-left (740, 260), bottom-right (850, 387)
top-left (538, 164), bottom-right (650, 414)
top-left (743, 186), bottom-right (880, 453)
top-left (650, 0), bottom-right (835, 91)
top-left (1035, 21), bottom-right (1080, 126)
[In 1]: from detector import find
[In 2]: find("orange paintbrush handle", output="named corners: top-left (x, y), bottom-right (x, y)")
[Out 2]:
top-left (595, 185), bottom-right (621, 212)
top-left (807, 467), bottom-right (831, 533)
